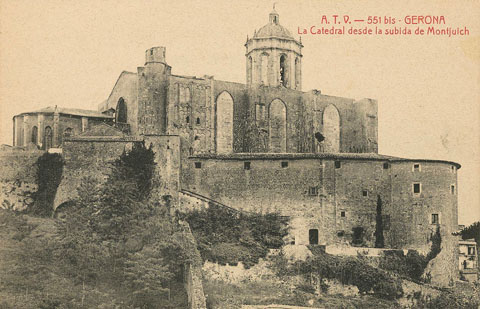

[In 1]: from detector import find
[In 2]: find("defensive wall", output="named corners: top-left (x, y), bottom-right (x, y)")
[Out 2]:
top-left (54, 134), bottom-right (181, 209)
top-left (0, 147), bottom-right (43, 211)
top-left (179, 152), bottom-right (460, 286)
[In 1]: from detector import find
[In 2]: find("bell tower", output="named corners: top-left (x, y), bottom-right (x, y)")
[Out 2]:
top-left (245, 6), bottom-right (303, 90)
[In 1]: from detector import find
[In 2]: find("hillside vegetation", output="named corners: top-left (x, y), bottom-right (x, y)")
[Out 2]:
top-left (0, 143), bottom-right (190, 308)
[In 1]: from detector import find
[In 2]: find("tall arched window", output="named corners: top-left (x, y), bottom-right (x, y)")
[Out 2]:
top-left (280, 54), bottom-right (287, 87)
top-left (323, 104), bottom-right (340, 152)
top-left (116, 97), bottom-right (127, 123)
top-left (216, 91), bottom-right (234, 154)
top-left (31, 126), bottom-right (38, 145)
top-left (261, 53), bottom-right (269, 85)
top-left (295, 57), bottom-right (300, 89)
top-left (44, 126), bottom-right (53, 150)
top-left (269, 99), bottom-right (287, 152)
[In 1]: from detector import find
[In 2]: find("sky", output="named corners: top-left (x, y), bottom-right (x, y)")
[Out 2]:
top-left (0, 0), bottom-right (479, 225)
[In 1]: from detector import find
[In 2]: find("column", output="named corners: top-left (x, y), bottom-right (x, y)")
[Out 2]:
top-left (23, 115), bottom-right (30, 146)
top-left (37, 114), bottom-right (44, 149)
top-left (53, 110), bottom-right (59, 147)
top-left (81, 117), bottom-right (88, 133)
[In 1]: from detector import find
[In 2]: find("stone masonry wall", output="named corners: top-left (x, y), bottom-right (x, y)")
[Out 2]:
top-left (180, 154), bottom-right (459, 283)
top-left (0, 148), bottom-right (43, 211)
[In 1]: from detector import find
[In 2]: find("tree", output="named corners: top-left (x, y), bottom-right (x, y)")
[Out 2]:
top-left (375, 195), bottom-right (385, 248)
top-left (458, 221), bottom-right (480, 246)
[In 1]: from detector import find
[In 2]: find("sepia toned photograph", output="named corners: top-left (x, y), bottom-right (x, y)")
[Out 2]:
top-left (0, 1), bottom-right (479, 308)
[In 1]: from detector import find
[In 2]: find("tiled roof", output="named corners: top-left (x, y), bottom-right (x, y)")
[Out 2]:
top-left (189, 152), bottom-right (461, 168)
top-left (17, 106), bottom-right (113, 119)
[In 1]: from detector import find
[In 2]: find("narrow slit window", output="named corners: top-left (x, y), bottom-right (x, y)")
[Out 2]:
top-left (431, 213), bottom-right (439, 224)
top-left (196, 117), bottom-right (200, 125)
top-left (186, 116), bottom-right (190, 124)
top-left (451, 185), bottom-right (455, 195)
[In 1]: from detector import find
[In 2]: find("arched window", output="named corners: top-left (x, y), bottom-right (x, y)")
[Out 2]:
top-left (280, 54), bottom-right (287, 87)
top-left (116, 97), bottom-right (127, 123)
top-left (269, 99), bottom-right (287, 152)
top-left (323, 104), bottom-right (340, 152)
top-left (261, 53), bottom-right (269, 85)
top-left (31, 126), bottom-right (38, 145)
top-left (216, 91), bottom-right (234, 154)
top-left (63, 127), bottom-right (73, 138)
top-left (295, 57), bottom-right (300, 88)
top-left (44, 126), bottom-right (53, 150)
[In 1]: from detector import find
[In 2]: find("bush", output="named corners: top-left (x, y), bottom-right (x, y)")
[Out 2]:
top-left (379, 226), bottom-right (442, 282)
top-left (183, 203), bottom-right (289, 268)
top-left (297, 251), bottom-right (403, 300)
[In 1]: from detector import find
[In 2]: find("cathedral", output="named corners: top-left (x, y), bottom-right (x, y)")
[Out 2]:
top-left (13, 8), bottom-right (461, 286)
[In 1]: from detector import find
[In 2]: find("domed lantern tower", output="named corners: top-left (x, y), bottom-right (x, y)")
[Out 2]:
top-left (245, 6), bottom-right (303, 90)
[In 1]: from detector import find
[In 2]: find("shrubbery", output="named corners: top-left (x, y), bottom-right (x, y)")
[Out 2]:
top-left (295, 250), bottom-right (404, 300)
top-left (183, 204), bottom-right (289, 268)
top-left (379, 226), bottom-right (442, 282)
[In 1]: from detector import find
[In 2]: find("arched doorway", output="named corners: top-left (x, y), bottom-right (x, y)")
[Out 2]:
top-left (31, 126), bottom-right (38, 145)
top-left (269, 99), bottom-right (287, 152)
top-left (216, 91), bottom-right (234, 154)
top-left (116, 98), bottom-right (127, 123)
top-left (44, 126), bottom-right (53, 149)
top-left (323, 104), bottom-right (340, 152)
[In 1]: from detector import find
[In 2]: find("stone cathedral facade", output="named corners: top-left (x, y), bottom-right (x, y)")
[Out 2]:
top-left (13, 8), bottom-right (461, 286)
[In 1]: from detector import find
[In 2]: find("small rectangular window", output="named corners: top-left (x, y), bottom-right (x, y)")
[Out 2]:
top-left (281, 161), bottom-right (288, 168)
top-left (413, 183), bottom-right (421, 194)
top-left (383, 162), bottom-right (389, 169)
top-left (413, 164), bottom-right (421, 172)
top-left (340, 211), bottom-right (346, 217)
top-left (308, 187), bottom-right (318, 196)
top-left (451, 166), bottom-right (456, 173)
top-left (194, 162), bottom-right (202, 169)
top-left (196, 117), bottom-right (200, 125)
top-left (451, 185), bottom-right (455, 195)
top-left (431, 213), bottom-right (439, 224)
top-left (244, 162), bottom-right (251, 170)
top-left (362, 190), bottom-right (368, 197)
top-left (335, 161), bottom-right (341, 169)
top-left (467, 246), bottom-right (475, 256)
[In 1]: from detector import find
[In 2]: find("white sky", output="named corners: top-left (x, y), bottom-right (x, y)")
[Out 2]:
top-left (0, 0), bottom-right (479, 225)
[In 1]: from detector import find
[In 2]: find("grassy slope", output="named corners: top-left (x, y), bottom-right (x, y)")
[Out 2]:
top-left (0, 210), bottom-right (188, 309)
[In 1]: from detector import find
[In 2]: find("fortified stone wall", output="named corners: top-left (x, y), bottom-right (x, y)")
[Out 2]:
top-left (0, 148), bottom-right (43, 211)
top-left (54, 135), bottom-right (181, 209)
top-left (180, 154), bottom-right (459, 257)
top-left (54, 138), bottom-right (142, 208)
